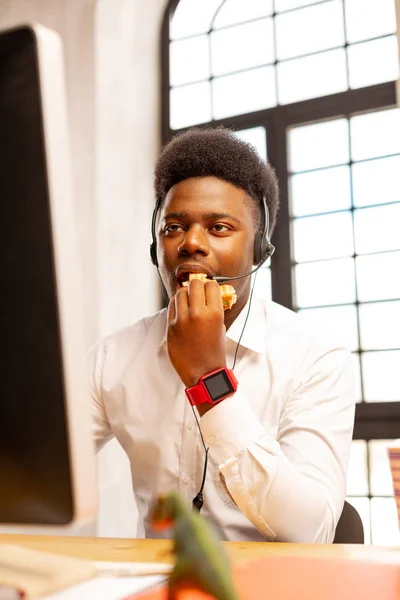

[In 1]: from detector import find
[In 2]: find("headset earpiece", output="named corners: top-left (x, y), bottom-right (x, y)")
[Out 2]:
top-left (150, 241), bottom-right (158, 267)
top-left (253, 231), bottom-right (263, 266)
top-left (150, 199), bottom-right (161, 267)
top-left (253, 197), bottom-right (275, 266)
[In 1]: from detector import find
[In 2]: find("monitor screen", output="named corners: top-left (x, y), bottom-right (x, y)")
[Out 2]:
top-left (0, 25), bottom-right (96, 526)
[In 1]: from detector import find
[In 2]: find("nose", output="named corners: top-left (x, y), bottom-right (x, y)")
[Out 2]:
top-left (178, 224), bottom-right (210, 257)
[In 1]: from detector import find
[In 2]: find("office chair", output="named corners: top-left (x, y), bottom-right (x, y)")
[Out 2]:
top-left (333, 500), bottom-right (364, 544)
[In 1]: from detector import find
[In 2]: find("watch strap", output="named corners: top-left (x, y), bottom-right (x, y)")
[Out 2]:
top-left (186, 384), bottom-right (208, 406)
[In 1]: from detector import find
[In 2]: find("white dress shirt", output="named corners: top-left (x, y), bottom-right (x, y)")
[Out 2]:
top-left (88, 289), bottom-right (356, 543)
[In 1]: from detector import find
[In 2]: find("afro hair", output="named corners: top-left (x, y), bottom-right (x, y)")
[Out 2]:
top-left (154, 127), bottom-right (279, 235)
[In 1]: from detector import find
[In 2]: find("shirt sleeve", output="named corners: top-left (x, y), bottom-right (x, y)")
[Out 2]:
top-left (199, 347), bottom-right (356, 543)
top-left (87, 340), bottom-right (114, 451)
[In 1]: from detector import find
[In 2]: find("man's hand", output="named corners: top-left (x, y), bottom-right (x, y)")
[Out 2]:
top-left (167, 279), bottom-right (227, 395)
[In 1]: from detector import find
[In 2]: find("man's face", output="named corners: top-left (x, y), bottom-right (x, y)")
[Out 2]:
top-left (156, 176), bottom-right (257, 319)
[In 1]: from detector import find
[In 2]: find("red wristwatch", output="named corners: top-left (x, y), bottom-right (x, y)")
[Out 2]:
top-left (185, 367), bottom-right (238, 406)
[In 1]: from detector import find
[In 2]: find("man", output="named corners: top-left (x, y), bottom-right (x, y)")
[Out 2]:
top-left (89, 127), bottom-right (356, 543)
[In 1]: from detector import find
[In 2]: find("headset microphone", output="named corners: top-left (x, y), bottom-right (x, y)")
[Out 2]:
top-left (211, 257), bottom-right (272, 283)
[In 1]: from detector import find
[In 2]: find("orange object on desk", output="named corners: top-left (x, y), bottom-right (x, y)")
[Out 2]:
top-left (132, 554), bottom-right (400, 600)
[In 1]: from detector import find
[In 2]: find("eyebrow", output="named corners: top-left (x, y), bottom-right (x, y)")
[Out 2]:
top-left (163, 211), bottom-right (242, 225)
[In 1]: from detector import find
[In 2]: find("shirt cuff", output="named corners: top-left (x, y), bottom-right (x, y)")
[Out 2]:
top-left (199, 391), bottom-right (276, 465)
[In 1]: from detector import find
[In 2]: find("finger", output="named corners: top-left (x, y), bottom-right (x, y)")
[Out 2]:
top-left (175, 286), bottom-right (189, 318)
top-left (205, 280), bottom-right (224, 312)
top-left (187, 278), bottom-right (206, 310)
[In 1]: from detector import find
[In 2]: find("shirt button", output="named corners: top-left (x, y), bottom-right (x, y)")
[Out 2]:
top-left (183, 475), bottom-right (190, 484)
top-left (208, 434), bottom-right (217, 444)
top-left (187, 421), bottom-right (193, 430)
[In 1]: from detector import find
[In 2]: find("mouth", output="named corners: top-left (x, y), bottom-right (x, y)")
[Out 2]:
top-left (176, 265), bottom-right (214, 288)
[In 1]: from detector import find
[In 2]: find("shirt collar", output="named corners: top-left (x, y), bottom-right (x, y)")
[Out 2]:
top-left (159, 291), bottom-right (268, 355)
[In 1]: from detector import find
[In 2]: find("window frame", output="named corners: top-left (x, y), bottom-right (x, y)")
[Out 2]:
top-left (160, 0), bottom-right (400, 439)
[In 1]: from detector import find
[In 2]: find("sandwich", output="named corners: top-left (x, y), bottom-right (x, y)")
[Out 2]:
top-left (182, 273), bottom-right (237, 310)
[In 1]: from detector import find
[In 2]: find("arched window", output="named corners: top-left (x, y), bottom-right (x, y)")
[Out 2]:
top-left (166, 0), bottom-right (398, 128)
top-left (161, 0), bottom-right (400, 544)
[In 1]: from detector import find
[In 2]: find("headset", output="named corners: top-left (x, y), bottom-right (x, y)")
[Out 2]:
top-left (149, 195), bottom-right (275, 275)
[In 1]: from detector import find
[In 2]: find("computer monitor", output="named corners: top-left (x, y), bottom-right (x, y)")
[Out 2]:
top-left (0, 24), bottom-right (97, 529)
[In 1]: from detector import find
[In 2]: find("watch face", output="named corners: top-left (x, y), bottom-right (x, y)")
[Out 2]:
top-left (203, 370), bottom-right (233, 402)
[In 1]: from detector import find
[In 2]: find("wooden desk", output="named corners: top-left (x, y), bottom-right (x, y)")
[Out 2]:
top-left (0, 533), bottom-right (399, 564)
top-left (1, 535), bottom-right (400, 600)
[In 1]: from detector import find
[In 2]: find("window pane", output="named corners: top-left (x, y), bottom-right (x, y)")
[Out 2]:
top-left (170, 36), bottom-right (210, 86)
top-left (362, 350), bottom-right (400, 402)
top-left (211, 19), bottom-right (274, 76)
top-left (293, 212), bottom-right (354, 262)
top-left (369, 440), bottom-right (397, 496)
top-left (299, 305), bottom-right (359, 351)
top-left (356, 252), bottom-right (400, 302)
top-left (346, 440), bottom-right (369, 496)
top-left (170, 0), bottom-right (222, 39)
top-left (345, 0), bottom-right (397, 44)
top-left (371, 498), bottom-right (400, 545)
top-left (275, 0), bottom-right (345, 60)
top-left (352, 156), bottom-right (400, 208)
top-left (275, 0), bottom-right (323, 10)
top-left (354, 204), bottom-right (400, 255)
top-left (348, 36), bottom-right (399, 89)
top-left (346, 497), bottom-right (371, 544)
top-left (359, 301), bottom-right (400, 351)
top-left (213, 0), bottom-right (273, 28)
top-left (352, 353), bottom-right (363, 403)
top-left (278, 48), bottom-right (347, 105)
top-left (170, 81), bottom-right (211, 130)
top-left (212, 66), bottom-right (276, 119)
top-left (235, 127), bottom-right (267, 161)
top-left (290, 166), bottom-right (351, 217)
top-left (294, 258), bottom-right (356, 308)
top-left (289, 118), bottom-right (349, 172)
top-left (350, 108), bottom-right (400, 161)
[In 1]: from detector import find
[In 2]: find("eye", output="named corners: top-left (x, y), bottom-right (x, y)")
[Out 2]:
top-left (210, 223), bottom-right (231, 233)
top-left (164, 224), bottom-right (185, 234)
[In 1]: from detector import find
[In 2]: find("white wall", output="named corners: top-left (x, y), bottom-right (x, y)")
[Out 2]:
top-left (0, 0), bottom-right (166, 536)
top-left (95, 0), bottom-right (165, 537)
top-left (95, 0), bottom-right (163, 339)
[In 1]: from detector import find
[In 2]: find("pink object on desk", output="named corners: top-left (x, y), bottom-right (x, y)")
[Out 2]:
top-left (131, 554), bottom-right (400, 600)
